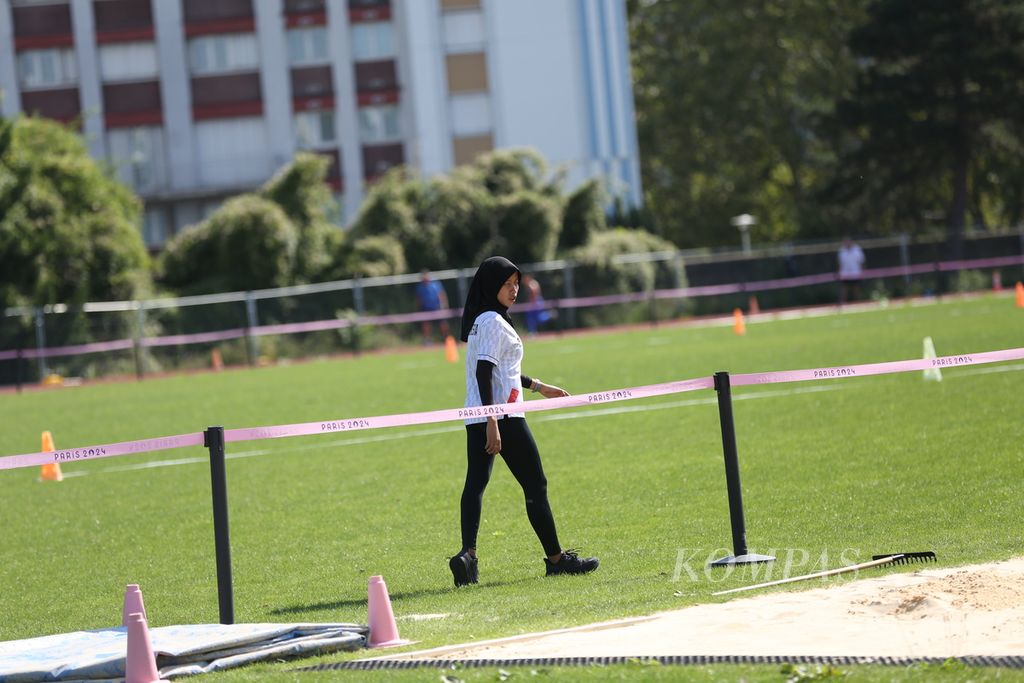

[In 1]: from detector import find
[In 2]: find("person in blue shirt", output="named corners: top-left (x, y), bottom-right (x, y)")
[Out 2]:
top-left (415, 270), bottom-right (451, 343)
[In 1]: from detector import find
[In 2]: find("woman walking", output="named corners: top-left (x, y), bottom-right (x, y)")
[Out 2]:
top-left (449, 256), bottom-right (599, 586)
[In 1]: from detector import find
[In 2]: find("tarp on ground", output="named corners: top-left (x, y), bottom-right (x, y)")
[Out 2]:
top-left (0, 623), bottom-right (366, 682)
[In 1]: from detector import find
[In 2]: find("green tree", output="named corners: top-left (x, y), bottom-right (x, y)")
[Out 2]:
top-left (0, 116), bottom-right (149, 308)
top-left (825, 0), bottom-right (1024, 253)
top-left (560, 178), bottom-right (607, 251)
top-left (158, 195), bottom-right (297, 294)
top-left (628, 0), bottom-right (869, 247)
top-left (259, 152), bottom-right (340, 282)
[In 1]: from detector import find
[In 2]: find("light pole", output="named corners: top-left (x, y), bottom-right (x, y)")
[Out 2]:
top-left (730, 214), bottom-right (756, 254)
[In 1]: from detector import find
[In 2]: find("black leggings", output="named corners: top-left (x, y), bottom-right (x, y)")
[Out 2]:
top-left (460, 418), bottom-right (561, 558)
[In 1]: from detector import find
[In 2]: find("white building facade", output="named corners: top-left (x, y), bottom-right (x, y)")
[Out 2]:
top-left (0, 0), bottom-right (641, 248)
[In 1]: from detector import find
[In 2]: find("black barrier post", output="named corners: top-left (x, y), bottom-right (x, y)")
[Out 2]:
top-left (709, 372), bottom-right (774, 567)
top-left (205, 426), bottom-right (235, 624)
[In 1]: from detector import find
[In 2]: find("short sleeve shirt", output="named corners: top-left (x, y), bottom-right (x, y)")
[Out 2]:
top-left (463, 311), bottom-right (525, 424)
top-left (838, 245), bottom-right (865, 279)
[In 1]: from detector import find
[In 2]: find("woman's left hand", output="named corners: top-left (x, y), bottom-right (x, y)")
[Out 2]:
top-left (538, 383), bottom-right (569, 399)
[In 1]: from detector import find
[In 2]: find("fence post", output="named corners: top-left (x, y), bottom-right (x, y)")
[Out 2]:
top-left (563, 262), bottom-right (576, 330)
top-left (244, 293), bottom-right (258, 367)
top-left (33, 307), bottom-right (48, 381)
top-left (205, 426), bottom-right (234, 624)
top-left (133, 302), bottom-right (146, 380)
top-left (353, 278), bottom-right (365, 314)
top-left (899, 232), bottom-right (911, 287)
top-left (709, 371), bottom-right (775, 567)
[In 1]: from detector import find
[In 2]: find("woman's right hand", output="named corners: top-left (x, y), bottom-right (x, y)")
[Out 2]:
top-left (485, 417), bottom-right (501, 455)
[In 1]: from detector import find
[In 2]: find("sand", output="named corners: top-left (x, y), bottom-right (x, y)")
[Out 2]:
top-left (371, 557), bottom-right (1024, 661)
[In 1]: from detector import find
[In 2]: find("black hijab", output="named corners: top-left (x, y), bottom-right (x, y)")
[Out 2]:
top-left (460, 256), bottom-right (521, 341)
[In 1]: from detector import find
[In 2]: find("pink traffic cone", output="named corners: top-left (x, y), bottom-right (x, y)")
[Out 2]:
top-left (122, 584), bottom-right (147, 626)
top-left (125, 612), bottom-right (167, 683)
top-left (367, 575), bottom-right (408, 648)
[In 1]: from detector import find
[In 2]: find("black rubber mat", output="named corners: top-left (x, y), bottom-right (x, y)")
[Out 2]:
top-left (297, 654), bottom-right (1024, 671)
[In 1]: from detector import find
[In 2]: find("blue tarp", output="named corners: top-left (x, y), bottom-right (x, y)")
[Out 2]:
top-left (0, 623), bottom-right (366, 682)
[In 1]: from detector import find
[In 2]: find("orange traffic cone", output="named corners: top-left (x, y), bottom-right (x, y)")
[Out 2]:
top-left (367, 575), bottom-right (409, 648)
top-left (444, 335), bottom-right (459, 363)
top-left (40, 431), bottom-right (63, 482)
top-left (732, 308), bottom-right (746, 336)
top-left (211, 348), bottom-right (224, 371)
top-left (1016, 282), bottom-right (1024, 308)
top-left (124, 612), bottom-right (167, 683)
top-left (748, 296), bottom-right (760, 315)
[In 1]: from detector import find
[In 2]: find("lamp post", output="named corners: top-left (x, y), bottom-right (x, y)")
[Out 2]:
top-left (730, 214), bottom-right (756, 254)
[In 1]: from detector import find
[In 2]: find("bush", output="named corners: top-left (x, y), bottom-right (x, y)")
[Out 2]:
top-left (568, 228), bottom-right (687, 326)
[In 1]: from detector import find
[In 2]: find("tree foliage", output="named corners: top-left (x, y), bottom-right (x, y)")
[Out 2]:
top-left (0, 116), bottom-right (149, 307)
top-left (824, 0), bottom-right (1024, 247)
top-left (347, 148), bottom-right (603, 269)
top-left (628, 0), bottom-right (869, 247)
top-left (158, 195), bottom-right (297, 294)
top-left (157, 154), bottom-right (345, 293)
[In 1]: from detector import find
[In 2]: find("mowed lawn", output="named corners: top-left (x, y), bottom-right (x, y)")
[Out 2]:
top-left (1, 293), bottom-right (1022, 682)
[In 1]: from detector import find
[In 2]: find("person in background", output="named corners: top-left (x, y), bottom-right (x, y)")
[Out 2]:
top-left (521, 274), bottom-right (553, 335)
top-left (837, 236), bottom-right (865, 305)
top-left (449, 256), bottom-right (599, 587)
top-left (415, 270), bottom-right (450, 343)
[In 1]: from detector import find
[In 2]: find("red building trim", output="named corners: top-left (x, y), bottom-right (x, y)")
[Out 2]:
top-left (184, 18), bottom-right (256, 37)
top-left (15, 34), bottom-right (74, 51)
top-left (357, 89), bottom-right (399, 107)
top-left (293, 95), bottom-right (336, 112)
top-left (285, 12), bottom-right (327, 28)
top-left (96, 28), bottom-right (156, 44)
top-left (193, 101), bottom-right (264, 120)
top-left (105, 111), bottom-right (164, 128)
top-left (349, 6), bottom-right (392, 23)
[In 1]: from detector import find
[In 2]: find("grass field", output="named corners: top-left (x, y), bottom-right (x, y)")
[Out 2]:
top-left (2, 293), bottom-right (1023, 682)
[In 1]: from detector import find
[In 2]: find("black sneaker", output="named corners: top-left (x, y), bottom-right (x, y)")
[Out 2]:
top-left (449, 552), bottom-right (478, 587)
top-left (544, 549), bottom-right (599, 576)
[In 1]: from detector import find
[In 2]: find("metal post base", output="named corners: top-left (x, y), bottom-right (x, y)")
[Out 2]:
top-left (709, 553), bottom-right (776, 567)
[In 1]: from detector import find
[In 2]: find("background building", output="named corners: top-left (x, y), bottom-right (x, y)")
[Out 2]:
top-left (0, 0), bottom-right (641, 248)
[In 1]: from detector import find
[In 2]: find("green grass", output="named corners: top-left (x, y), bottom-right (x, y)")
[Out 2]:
top-left (2, 293), bottom-right (1023, 682)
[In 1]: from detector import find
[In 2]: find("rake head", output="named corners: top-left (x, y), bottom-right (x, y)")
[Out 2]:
top-left (872, 551), bottom-right (937, 565)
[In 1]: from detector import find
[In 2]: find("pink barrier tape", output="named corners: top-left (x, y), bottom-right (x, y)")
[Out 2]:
top-left (3, 255), bottom-right (1021, 361)
top-left (0, 432), bottom-right (205, 471)
top-left (222, 376), bottom-right (717, 444)
top-left (252, 318), bottom-right (353, 337)
top-left (1, 338), bottom-right (136, 361)
top-left (4, 346), bottom-right (1024, 472)
top-left (142, 328), bottom-right (248, 347)
top-left (731, 347), bottom-right (1024, 387)
top-left (0, 378), bottom-right (714, 472)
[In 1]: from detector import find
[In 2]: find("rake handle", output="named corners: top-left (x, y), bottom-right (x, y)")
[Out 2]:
top-left (711, 554), bottom-right (904, 596)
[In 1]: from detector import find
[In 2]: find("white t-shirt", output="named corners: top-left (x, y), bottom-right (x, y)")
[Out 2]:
top-left (838, 244), bottom-right (865, 280)
top-left (463, 311), bottom-right (525, 424)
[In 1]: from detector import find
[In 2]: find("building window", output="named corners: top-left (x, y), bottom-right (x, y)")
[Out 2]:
top-left (107, 126), bottom-right (167, 193)
top-left (450, 92), bottom-right (490, 136)
top-left (16, 48), bottom-right (77, 90)
top-left (99, 42), bottom-right (159, 82)
top-left (442, 10), bottom-right (484, 53)
top-left (194, 116), bottom-right (271, 184)
top-left (351, 22), bottom-right (394, 61)
top-left (188, 33), bottom-right (259, 75)
top-left (142, 207), bottom-right (169, 248)
top-left (287, 26), bottom-right (329, 65)
top-left (294, 110), bottom-right (336, 148)
top-left (358, 104), bottom-right (400, 143)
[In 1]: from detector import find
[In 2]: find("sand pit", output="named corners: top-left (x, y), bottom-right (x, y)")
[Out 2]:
top-left (373, 557), bottom-right (1024, 661)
